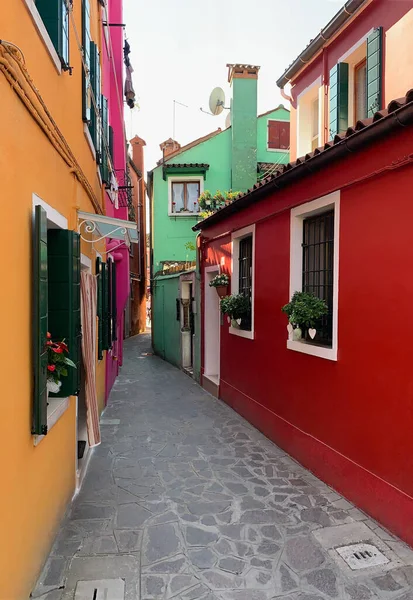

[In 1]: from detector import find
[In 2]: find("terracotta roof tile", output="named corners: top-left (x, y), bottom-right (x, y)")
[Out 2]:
top-left (156, 129), bottom-right (222, 166)
top-left (194, 90), bottom-right (413, 231)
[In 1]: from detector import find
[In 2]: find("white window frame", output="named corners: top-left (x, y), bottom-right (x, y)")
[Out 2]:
top-left (230, 224), bottom-right (255, 340)
top-left (168, 175), bottom-right (204, 217)
top-left (267, 118), bottom-right (290, 153)
top-left (297, 77), bottom-right (322, 157)
top-left (32, 194), bottom-right (70, 445)
top-left (287, 191), bottom-right (340, 361)
top-left (24, 0), bottom-right (62, 74)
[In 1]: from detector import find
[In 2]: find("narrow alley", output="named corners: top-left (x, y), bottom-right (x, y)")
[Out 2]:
top-left (34, 334), bottom-right (413, 600)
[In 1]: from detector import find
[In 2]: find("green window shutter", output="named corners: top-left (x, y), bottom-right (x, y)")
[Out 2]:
top-left (101, 95), bottom-right (110, 184)
top-left (106, 259), bottom-right (113, 347)
top-left (102, 261), bottom-right (110, 350)
top-left (109, 125), bottom-right (114, 166)
top-left (96, 257), bottom-right (103, 360)
top-left (35, 0), bottom-right (69, 68)
top-left (47, 230), bottom-right (81, 398)
top-left (89, 41), bottom-right (101, 155)
top-left (32, 205), bottom-right (48, 435)
top-left (82, 0), bottom-right (91, 122)
top-left (329, 62), bottom-right (349, 138)
top-left (367, 27), bottom-right (383, 116)
top-left (111, 261), bottom-right (117, 342)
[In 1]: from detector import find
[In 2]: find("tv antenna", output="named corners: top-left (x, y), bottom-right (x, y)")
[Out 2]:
top-left (173, 99), bottom-right (189, 139)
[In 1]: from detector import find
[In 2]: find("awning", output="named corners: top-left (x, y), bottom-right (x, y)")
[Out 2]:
top-left (78, 211), bottom-right (138, 246)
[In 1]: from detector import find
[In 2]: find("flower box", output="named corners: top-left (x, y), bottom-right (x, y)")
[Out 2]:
top-left (215, 285), bottom-right (228, 298)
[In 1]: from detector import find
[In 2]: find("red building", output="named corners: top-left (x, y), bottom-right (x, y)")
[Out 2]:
top-left (195, 90), bottom-right (413, 547)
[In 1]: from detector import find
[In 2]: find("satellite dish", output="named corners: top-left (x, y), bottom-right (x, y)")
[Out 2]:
top-left (209, 87), bottom-right (225, 115)
top-left (225, 112), bottom-right (231, 129)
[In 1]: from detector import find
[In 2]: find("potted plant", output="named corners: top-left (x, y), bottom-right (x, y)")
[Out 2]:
top-left (220, 294), bottom-right (251, 329)
top-left (282, 291), bottom-right (328, 341)
top-left (209, 273), bottom-right (230, 298)
top-left (46, 332), bottom-right (77, 394)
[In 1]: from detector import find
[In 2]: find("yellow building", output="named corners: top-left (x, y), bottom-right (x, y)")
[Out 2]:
top-left (0, 1), bottom-right (136, 597)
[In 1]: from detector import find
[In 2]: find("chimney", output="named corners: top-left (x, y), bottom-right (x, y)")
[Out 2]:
top-left (159, 138), bottom-right (181, 161)
top-left (227, 63), bottom-right (260, 192)
top-left (130, 135), bottom-right (146, 173)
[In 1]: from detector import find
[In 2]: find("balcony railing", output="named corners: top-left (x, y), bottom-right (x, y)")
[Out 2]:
top-left (114, 169), bottom-right (136, 222)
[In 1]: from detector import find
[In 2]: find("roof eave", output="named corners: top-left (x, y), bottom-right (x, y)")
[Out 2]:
top-left (276, 0), bottom-right (368, 88)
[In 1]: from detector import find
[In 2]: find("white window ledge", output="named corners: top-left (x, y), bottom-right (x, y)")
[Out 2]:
top-left (267, 147), bottom-right (289, 153)
top-left (33, 397), bottom-right (70, 446)
top-left (229, 326), bottom-right (254, 340)
top-left (287, 339), bottom-right (337, 361)
top-left (24, 0), bottom-right (62, 74)
top-left (168, 212), bottom-right (200, 218)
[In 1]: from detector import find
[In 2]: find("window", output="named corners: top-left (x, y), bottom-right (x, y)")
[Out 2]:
top-left (168, 177), bottom-right (203, 215)
top-left (311, 98), bottom-right (319, 151)
top-left (302, 210), bottom-right (334, 345)
top-left (268, 120), bottom-right (290, 151)
top-left (35, 0), bottom-right (70, 69)
top-left (354, 59), bottom-right (367, 122)
top-left (231, 225), bottom-right (255, 339)
top-left (238, 236), bottom-right (252, 330)
top-left (289, 192), bottom-right (340, 361)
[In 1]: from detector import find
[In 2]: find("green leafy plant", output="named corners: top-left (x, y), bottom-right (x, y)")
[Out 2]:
top-left (184, 241), bottom-right (196, 252)
top-left (220, 294), bottom-right (250, 320)
top-left (209, 273), bottom-right (229, 287)
top-left (198, 189), bottom-right (240, 214)
top-left (281, 291), bottom-right (328, 329)
top-left (46, 332), bottom-right (76, 393)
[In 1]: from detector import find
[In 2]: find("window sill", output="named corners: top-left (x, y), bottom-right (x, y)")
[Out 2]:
top-left (24, 0), bottom-right (62, 74)
top-left (33, 397), bottom-right (70, 446)
top-left (168, 212), bottom-right (200, 218)
top-left (287, 339), bottom-right (337, 361)
top-left (267, 147), bottom-right (289, 153)
top-left (229, 326), bottom-right (254, 340)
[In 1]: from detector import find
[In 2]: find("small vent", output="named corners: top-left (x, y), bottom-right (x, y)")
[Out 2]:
top-left (336, 543), bottom-right (390, 570)
top-left (74, 579), bottom-right (125, 600)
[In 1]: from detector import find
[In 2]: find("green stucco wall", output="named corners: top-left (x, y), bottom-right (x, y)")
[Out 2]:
top-left (231, 77), bottom-right (258, 191)
top-left (152, 274), bottom-right (181, 366)
top-left (257, 106), bottom-right (291, 164)
top-left (152, 128), bottom-right (232, 271)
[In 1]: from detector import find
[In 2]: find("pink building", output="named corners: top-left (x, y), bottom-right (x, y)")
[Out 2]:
top-left (101, 0), bottom-right (136, 400)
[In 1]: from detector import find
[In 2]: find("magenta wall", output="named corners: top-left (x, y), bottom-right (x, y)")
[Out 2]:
top-left (102, 0), bottom-right (130, 401)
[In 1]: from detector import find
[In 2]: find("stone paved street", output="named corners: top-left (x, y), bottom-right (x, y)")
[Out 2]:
top-left (33, 334), bottom-right (413, 600)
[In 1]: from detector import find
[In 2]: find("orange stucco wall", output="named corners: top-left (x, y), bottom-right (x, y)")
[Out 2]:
top-left (1, 2), bottom-right (107, 597)
top-left (384, 9), bottom-right (413, 104)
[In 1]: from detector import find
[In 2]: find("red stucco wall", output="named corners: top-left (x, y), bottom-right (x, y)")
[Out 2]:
top-left (201, 125), bottom-right (413, 545)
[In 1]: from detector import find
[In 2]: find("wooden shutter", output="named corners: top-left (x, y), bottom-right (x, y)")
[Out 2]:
top-left (279, 122), bottom-right (290, 150)
top-left (96, 257), bottom-right (103, 360)
top-left (109, 125), bottom-right (114, 165)
top-left (101, 95), bottom-right (110, 183)
top-left (268, 120), bottom-right (280, 149)
top-left (82, 0), bottom-right (91, 122)
top-left (111, 261), bottom-right (117, 342)
top-left (329, 62), bottom-right (349, 138)
top-left (102, 261), bottom-right (110, 350)
top-left (89, 41), bottom-right (101, 155)
top-left (47, 230), bottom-right (81, 398)
top-left (36, 0), bottom-right (69, 67)
top-left (367, 27), bottom-right (383, 117)
top-left (32, 205), bottom-right (48, 435)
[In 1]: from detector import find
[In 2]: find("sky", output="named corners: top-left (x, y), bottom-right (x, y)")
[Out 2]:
top-left (123, 0), bottom-right (344, 172)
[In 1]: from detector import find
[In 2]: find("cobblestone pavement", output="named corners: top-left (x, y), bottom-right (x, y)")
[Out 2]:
top-left (33, 334), bottom-right (413, 600)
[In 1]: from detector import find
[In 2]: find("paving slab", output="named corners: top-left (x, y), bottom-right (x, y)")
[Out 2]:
top-left (32, 333), bottom-right (413, 600)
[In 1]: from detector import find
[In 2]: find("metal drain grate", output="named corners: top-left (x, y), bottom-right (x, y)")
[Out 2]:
top-left (336, 543), bottom-right (390, 570)
top-left (74, 579), bottom-right (125, 600)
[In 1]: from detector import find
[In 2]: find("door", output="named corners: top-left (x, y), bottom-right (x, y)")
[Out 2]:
top-left (204, 267), bottom-right (220, 384)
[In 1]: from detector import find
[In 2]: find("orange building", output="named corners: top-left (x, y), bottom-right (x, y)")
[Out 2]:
top-left (0, 1), bottom-right (137, 597)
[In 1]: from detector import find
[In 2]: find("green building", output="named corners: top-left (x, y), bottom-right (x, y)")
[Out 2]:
top-left (147, 64), bottom-right (290, 377)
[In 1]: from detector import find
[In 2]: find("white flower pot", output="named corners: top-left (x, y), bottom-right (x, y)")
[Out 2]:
top-left (231, 319), bottom-right (240, 329)
top-left (47, 379), bottom-right (62, 394)
top-left (293, 327), bottom-right (302, 341)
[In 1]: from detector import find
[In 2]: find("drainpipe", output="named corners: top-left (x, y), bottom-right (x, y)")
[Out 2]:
top-left (322, 48), bottom-right (329, 144)
top-left (280, 86), bottom-right (293, 105)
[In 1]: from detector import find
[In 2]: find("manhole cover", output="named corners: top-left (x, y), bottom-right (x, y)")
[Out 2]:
top-left (74, 579), bottom-right (125, 600)
top-left (336, 543), bottom-right (390, 570)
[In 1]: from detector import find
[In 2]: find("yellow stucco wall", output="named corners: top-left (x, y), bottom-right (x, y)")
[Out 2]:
top-left (0, 2), bottom-right (107, 598)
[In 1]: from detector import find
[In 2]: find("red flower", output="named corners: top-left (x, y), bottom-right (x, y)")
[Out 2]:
top-left (53, 346), bottom-right (63, 354)
top-left (47, 332), bottom-right (52, 339)
top-left (47, 341), bottom-right (53, 346)
top-left (47, 364), bottom-right (56, 372)
top-left (59, 342), bottom-right (69, 352)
